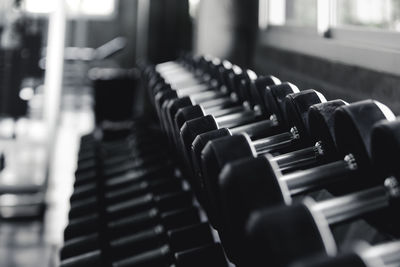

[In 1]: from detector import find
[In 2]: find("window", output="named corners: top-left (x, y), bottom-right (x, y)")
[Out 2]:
top-left (23, 0), bottom-right (116, 18)
top-left (336, 0), bottom-right (400, 31)
top-left (189, 0), bottom-right (201, 19)
top-left (258, 0), bottom-right (400, 75)
top-left (285, 0), bottom-right (318, 27)
top-left (265, 0), bottom-right (318, 28)
top-left (67, 0), bottom-right (116, 17)
top-left (261, 0), bottom-right (400, 33)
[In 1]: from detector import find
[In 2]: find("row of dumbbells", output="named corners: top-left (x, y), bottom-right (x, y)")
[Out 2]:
top-left (59, 124), bottom-right (231, 267)
top-left (142, 55), bottom-right (400, 267)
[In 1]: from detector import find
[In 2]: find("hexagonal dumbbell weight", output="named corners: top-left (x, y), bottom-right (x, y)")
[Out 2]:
top-left (61, 207), bottom-right (201, 259)
top-left (193, 89), bottom-right (327, 228)
top-left (64, 191), bottom-right (194, 240)
top-left (61, 223), bottom-right (215, 267)
top-left (244, 117), bottom-right (400, 267)
top-left (219, 100), bottom-right (394, 265)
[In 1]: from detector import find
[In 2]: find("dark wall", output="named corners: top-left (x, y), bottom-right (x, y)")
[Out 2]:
top-left (254, 45), bottom-right (400, 114)
top-left (195, 0), bottom-right (258, 68)
top-left (146, 0), bottom-right (192, 64)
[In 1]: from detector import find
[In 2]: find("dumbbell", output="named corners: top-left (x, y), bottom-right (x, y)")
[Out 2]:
top-left (151, 59), bottom-right (235, 117)
top-left (175, 82), bottom-right (300, 181)
top-left (62, 207), bottom-right (201, 259)
top-left (153, 63), bottom-right (214, 95)
top-left (73, 150), bottom-right (175, 189)
top-left (109, 225), bottom-right (216, 267)
top-left (108, 243), bottom-right (227, 267)
top-left (71, 142), bottom-right (176, 200)
top-left (76, 146), bottom-right (164, 177)
top-left (183, 99), bottom-right (343, 263)
top-left (153, 59), bottom-right (281, 144)
top-left (149, 56), bottom-right (219, 94)
top-left (75, 131), bottom-right (169, 176)
top-left (174, 243), bottom-right (229, 267)
top-left (67, 196), bottom-right (193, 241)
top-left (156, 66), bottom-right (274, 147)
top-left (150, 58), bottom-right (210, 93)
top-left (71, 144), bottom-right (177, 195)
top-left (71, 161), bottom-right (180, 200)
top-left (156, 60), bottom-right (262, 124)
top-left (72, 153), bottom-right (180, 204)
top-left (73, 145), bottom-right (173, 186)
top-left (164, 73), bottom-right (281, 155)
top-left (291, 241), bottom-right (400, 267)
top-left (69, 177), bottom-right (184, 219)
top-left (75, 142), bottom-right (150, 175)
top-left (184, 95), bottom-right (336, 262)
top-left (174, 85), bottom-right (308, 207)
top-left (61, 223), bottom-right (214, 267)
top-left (74, 140), bottom-right (175, 186)
top-left (76, 121), bottom-right (164, 160)
top-left (64, 191), bottom-right (194, 240)
top-left (216, 99), bottom-right (393, 264)
top-left (189, 89), bottom-right (327, 228)
top-left (244, 117), bottom-right (400, 267)
top-left (76, 147), bottom-right (169, 183)
top-left (109, 243), bottom-right (229, 267)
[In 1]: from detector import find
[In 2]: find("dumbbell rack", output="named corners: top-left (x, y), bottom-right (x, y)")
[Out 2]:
top-left (60, 55), bottom-right (400, 267)
top-left (60, 122), bottom-right (230, 267)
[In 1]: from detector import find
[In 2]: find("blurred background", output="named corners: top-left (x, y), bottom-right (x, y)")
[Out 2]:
top-left (0, 0), bottom-right (399, 266)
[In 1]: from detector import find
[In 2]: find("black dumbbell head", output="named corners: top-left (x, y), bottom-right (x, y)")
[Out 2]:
top-left (191, 128), bottom-right (232, 185)
top-left (179, 115), bottom-right (219, 165)
top-left (307, 99), bottom-right (348, 160)
top-left (155, 89), bottom-right (178, 113)
top-left (174, 105), bottom-right (207, 136)
top-left (334, 100), bottom-right (395, 172)
top-left (262, 82), bottom-right (299, 125)
top-left (371, 118), bottom-right (400, 179)
top-left (217, 99), bottom-right (350, 241)
top-left (166, 97), bottom-right (194, 126)
top-left (218, 154), bottom-right (291, 263)
top-left (201, 134), bottom-right (256, 227)
top-left (237, 69), bottom-right (257, 105)
top-left (369, 118), bottom-right (400, 235)
top-left (164, 97), bottom-right (196, 145)
top-left (245, 200), bottom-right (337, 267)
top-left (283, 89), bottom-right (327, 146)
top-left (250, 75), bottom-right (281, 114)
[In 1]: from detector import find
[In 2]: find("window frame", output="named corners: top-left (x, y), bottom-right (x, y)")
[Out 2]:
top-left (259, 0), bottom-right (400, 75)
